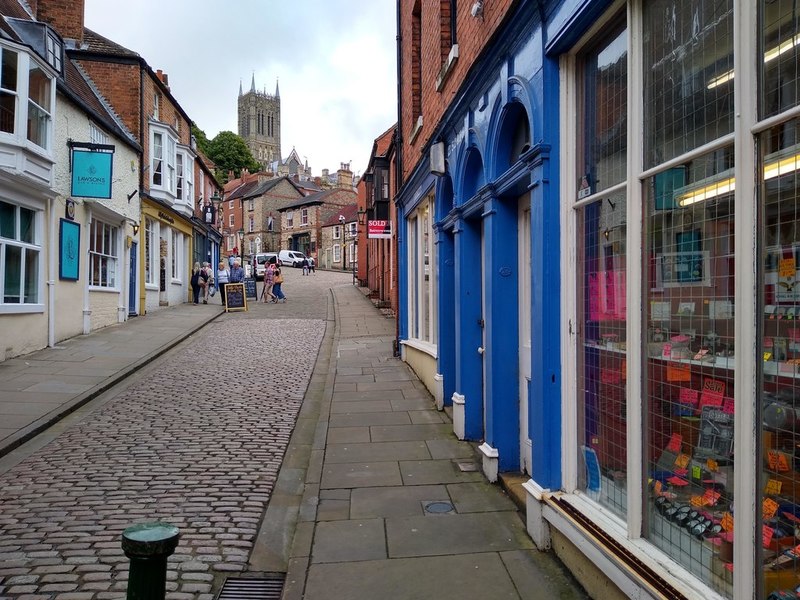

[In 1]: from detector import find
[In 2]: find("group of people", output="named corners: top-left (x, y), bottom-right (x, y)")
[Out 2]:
top-left (191, 256), bottom-right (292, 307)
top-left (260, 259), bottom-right (286, 303)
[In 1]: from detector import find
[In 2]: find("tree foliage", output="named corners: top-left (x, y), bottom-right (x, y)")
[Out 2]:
top-left (190, 125), bottom-right (260, 183)
top-left (206, 131), bottom-right (261, 182)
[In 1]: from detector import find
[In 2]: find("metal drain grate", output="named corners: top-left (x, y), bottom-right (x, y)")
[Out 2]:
top-left (217, 575), bottom-right (286, 600)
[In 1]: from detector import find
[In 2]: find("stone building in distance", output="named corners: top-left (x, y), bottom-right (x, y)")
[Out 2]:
top-left (238, 75), bottom-right (281, 169)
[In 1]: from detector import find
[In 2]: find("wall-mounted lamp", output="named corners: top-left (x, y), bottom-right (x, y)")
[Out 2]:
top-left (603, 228), bottom-right (610, 241)
top-left (132, 223), bottom-right (140, 236)
top-left (470, 0), bottom-right (484, 18)
top-left (357, 208), bottom-right (367, 226)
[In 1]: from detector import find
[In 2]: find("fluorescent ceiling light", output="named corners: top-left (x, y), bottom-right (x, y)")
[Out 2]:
top-left (707, 33), bottom-right (800, 90)
top-left (675, 149), bottom-right (800, 207)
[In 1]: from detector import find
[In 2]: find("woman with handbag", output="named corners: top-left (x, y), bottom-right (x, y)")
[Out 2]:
top-left (216, 260), bottom-right (230, 306)
top-left (272, 265), bottom-right (286, 303)
top-left (190, 262), bottom-right (203, 304)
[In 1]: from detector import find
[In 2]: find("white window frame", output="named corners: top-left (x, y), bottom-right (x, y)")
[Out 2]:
top-left (170, 229), bottom-right (181, 281)
top-left (333, 225), bottom-right (341, 239)
top-left (301, 208), bottom-right (308, 225)
top-left (88, 218), bottom-right (119, 290)
top-left (406, 194), bottom-right (437, 348)
top-left (333, 243), bottom-right (341, 263)
top-left (287, 211), bottom-right (294, 228)
top-left (248, 216), bottom-right (254, 233)
top-left (89, 122), bottom-right (109, 145)
top-left (559, 2), bottom-right (761, 597)
top-left (0, 198), bottom-right (43, 312)
top-left (45, 31), bottom-right (61, 73)
top-left (348, 222), bottom-right (357, 238)
top-left (229, 214), bottom-right (234, 228)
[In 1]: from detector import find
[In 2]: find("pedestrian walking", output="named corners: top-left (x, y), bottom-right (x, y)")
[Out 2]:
top-left (190, 262), bottom-right (203, 304)
top-left (301, 256), bottom-right (309, 275)
top-left (261, 260), bottom-right (276, 302)
top-left (200, 262), bottom-right (212, 304)
top-left (272, 265), bottom-right (286, 302)
top-left (216, 260), bottom-right (230, 306)
top-left (309, 255), bottom-right (316, 274)
top-left (230, 258), bottom-right (245, 283)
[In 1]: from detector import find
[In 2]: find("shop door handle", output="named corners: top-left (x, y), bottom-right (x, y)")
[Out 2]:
top-left (478, 346), bottom-right (485, 355)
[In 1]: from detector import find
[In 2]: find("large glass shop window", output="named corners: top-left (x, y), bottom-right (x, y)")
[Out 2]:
top-left (641, 0), bottom-right (735, 595)
top-left (576, 21), bottom-right (628, 516)
top-left (760, 116), bottom-right (800, 599)
top-left (644, 148), bottom-right (734, 595)
top-left (759, 2), bottom-right (800, 598)
top-left (643, 0), bottom-right (734, 169)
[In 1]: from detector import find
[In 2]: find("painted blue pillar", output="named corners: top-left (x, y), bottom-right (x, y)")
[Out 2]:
top-left (453, 215), bottom-right (483, 440)
top-left (396, 205), bottom-right (408, 342)
top-left (483, 196), bottom-right (520, 472)
top-left (529, 90), bottom-right (561, 488)
top-left (436, 226), bottom-right (456, 406)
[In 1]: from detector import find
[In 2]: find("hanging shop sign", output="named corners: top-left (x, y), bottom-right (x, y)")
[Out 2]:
top-left (70, 143), bottom-right (115, 199)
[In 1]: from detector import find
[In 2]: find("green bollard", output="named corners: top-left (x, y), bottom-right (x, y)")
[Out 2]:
top-left (122, 522), bottom-right (180, 600)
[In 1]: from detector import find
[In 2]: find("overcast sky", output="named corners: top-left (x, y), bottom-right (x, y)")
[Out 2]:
top-left (84, 1), bottom-right (398, 178)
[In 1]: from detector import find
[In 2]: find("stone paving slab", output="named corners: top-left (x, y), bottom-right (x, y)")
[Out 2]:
top-left (303, 553), bottom-right (525, 600)
top-left (350, 485), bottom-right (449, 519)
top-left (370, 423), bottom-right (455, 442)
top-left (446, 482), bottom-right (519, 513)
top-left (330, 400), bottom-right (394, 414)
top-left (311, 518), bottom-right (387, 563)
top-left (399, 459), bottom-right (486, 485)
top-left (328, 412), bottom-right (411, 427)
top-left (320, 461), bottom-right (403, 489)
top-left (386, 512), bottom-right (534, 558)
top-left (325, 426), bottom-right (370, 444)
top-left (326, 441), bottom-right (430, 463)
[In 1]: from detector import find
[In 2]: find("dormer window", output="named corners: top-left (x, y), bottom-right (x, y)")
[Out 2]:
top-left (153, 92), bottom-right (160, 120)
top-left (45, 32), bottom-right (61, 73)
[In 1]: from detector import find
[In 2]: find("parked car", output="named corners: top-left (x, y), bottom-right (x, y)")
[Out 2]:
top-left (250, 252), bottom-right (278, 280)
top-left (279, 250), bottom-right (308, 267)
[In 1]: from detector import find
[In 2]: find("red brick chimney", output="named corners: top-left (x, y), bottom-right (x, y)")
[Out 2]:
top-left (36, 0), bottom-right (85, 46)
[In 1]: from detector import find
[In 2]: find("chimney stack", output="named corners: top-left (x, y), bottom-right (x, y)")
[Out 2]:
top-left (337, 162), bottom-right (353, 190)
top-left (36, 0), bottom-right (85, 46)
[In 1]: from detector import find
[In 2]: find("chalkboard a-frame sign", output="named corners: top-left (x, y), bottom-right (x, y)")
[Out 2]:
top-left (224, 282), bottom-right (247, 312)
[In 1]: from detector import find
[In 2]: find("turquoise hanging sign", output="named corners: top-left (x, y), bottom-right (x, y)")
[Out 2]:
top-left (71, 149), bottom-right (113, 199)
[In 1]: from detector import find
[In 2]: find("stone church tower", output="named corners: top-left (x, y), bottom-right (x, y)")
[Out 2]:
top-left (238, 75), bottom-right (281, 169)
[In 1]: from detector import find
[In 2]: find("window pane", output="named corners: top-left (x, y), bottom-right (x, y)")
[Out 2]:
top-left (28, 64), bottom-right (50, 111)
top-left (759, 117), bottom-right (800, 595)
top-left (24, 247), bottom-right (37, 303)
top-left (27, 101), bottom-right (48, 148)
top-left (579, 24), bottom-right (627, 194)
top-left (19, 206), bottom-right (34, 244)
top-left (4, 244), bottom-right (20, 302)
top-left (643, 0), bottom-right (734, 168)
top-left (643, 147), bottom-right (734, 595)
top-left (0, 91), bottom-right (14, 134)
top-left (0, 200), bottom-right (14, 238)
top-left (761, 1), bottom-right (800, 119)
top-left (577, 190), bottom-right (627, 515)
top-left (1, 49), bottom-right (17, 91)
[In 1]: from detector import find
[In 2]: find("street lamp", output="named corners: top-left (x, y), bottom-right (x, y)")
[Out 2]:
top-left (237, 228), bottom-right (244, 257)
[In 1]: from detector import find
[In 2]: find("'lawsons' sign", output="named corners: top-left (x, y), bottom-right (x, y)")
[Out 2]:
top-left (368, 220), bottom-right (392, 239)
top-left (71, 149), bottom-right (114, 199)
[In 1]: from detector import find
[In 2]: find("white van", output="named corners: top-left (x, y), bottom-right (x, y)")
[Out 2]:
top-left (250, 252), bottom-right (278, 280)
top-left (279, 250), bottom-right (307, 267)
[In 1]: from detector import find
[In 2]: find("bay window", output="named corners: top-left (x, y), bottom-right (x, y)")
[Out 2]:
top-left (26, 62), bottom-right (50, 149)
top-left (0, 48), bottom-right (17, 135)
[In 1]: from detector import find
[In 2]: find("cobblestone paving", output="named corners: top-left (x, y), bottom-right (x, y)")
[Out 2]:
top-left (0, 318), bottom-right (325, 599)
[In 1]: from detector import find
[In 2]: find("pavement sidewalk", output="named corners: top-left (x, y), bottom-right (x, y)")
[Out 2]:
top-left (253, 285), bottom-right (586, 600)
top-left (0, 303), bottom-right (223, 457)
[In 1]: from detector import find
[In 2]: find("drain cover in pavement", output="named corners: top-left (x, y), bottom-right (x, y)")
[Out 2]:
top-left (217, 575), bottom-right (285, 600)
top-left (423, 501), bottom-right (455, 514)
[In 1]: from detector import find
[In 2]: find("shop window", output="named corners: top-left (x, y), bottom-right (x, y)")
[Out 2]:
top-left (88, 219), bottom-right (118, 289)
top-left (643, 146), bottom-right (734, 591)
top-left (643, 0), bottom-right (734, 169)
top-left (575, 21), bottom-right (628, 517)
top-left (759, 117), bottom-right (800, 596)
top-left (0, 200), bottom-right (39, 305)
top-left (761, 2), bottom-right (800, 119)
top-left (171, 230), bottom-right (180, 280)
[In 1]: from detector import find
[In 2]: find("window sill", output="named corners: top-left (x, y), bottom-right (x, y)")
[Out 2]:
top-left (145, 283), bottom-right (159, 291)
top-left (0, 303), bottom-right (45, 314)
top-left (436, 44), bottom-right (459, 92)
top-left (401, 338), bottom-right (437, 358)
top-left (88, 286), bottom-right (119, 293)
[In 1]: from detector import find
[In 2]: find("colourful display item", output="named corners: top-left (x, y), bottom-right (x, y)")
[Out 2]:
top-left (71, 149), bottom-right (113, 199)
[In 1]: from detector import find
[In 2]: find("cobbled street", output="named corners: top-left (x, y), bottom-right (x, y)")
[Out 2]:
top-left (0, 269), bottom-right (353, 599)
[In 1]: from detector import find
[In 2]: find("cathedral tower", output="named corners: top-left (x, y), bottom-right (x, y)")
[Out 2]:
top-left (238, 75), bottom-right (281, 169)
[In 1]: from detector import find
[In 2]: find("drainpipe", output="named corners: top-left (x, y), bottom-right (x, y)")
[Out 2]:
top-left (83, 208), bottom-right (92, 334)
top-left (47, 196), bottom-right (56, 347)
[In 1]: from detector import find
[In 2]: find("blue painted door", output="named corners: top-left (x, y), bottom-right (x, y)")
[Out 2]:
top-left (128, 241), bottom-right (137, 316)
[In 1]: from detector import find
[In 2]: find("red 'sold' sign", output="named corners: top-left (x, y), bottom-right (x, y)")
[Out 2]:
top-left (368, 220), bottom-right (392, 239)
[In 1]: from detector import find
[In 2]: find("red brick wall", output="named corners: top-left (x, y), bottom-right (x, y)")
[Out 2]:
top-left (399, 0), bottom-right (516, 182)
top-left (36, 0), bottom-right (84, 43)
top-left (75, 59), bottom-right (141, 140)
